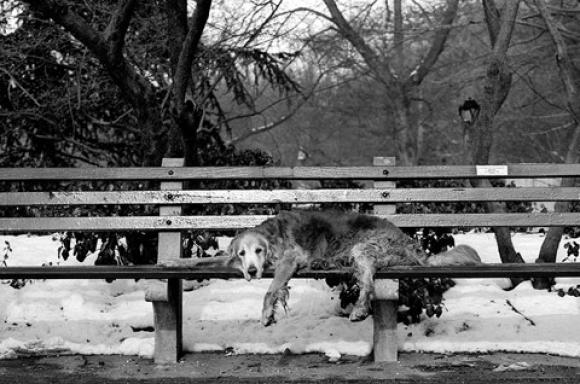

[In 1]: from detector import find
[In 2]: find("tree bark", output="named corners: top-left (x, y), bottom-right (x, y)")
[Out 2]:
top-left (168, 0), bottom-right (212, 166)
top-left (393, 0), bottom-right (404, 72)
top-left (392, 90), bottom-right (415, 166)
top-left (464, 0), bottom-right (523, 287)
top-left (533, 0), bottom-right (580, 289)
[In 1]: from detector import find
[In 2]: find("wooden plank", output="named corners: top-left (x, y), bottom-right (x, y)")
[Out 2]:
top-left (0, 215), bottom-right (270, 232)
top-left (373, 157), bottom-right (398, 363)
top-left (2, 163), bottom-right (580, 181)
top-left (5, 263), bottom-right (580, 279)
top-left (153, 158), bottom-right (183, 364)
top-left (0, 166), bottom-right (387, 181)
top-left (373, 157), bottom-right (397, 214)
top-left (385, 213), bottom-right (580, 228)
top-left (383, 163), bottom-right (580, 179)
top-left (2, 212), bottom-right (580, 232)
top-left (4, 187), bottom-right (580, 206)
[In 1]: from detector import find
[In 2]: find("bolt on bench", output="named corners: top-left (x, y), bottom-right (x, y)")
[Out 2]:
top-left (3, 157), bottom-right (580, 363)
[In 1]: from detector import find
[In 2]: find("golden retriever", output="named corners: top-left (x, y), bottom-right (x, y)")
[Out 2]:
top-left (225, 210), bottom-right (481, 326)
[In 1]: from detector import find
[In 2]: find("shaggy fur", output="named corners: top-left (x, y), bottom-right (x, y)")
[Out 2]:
top-left (225, 210), bottom-right (481, 326)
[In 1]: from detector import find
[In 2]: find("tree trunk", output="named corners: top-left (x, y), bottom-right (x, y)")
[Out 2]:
top-left (532, 0), bottom-right (580, 289)
top-left (393, 0), bottom-right (404, 72)
top-left (464, 0), bottom-right (523, 288)
top-left (168, 0), bottom-right (212, 168)
top-left (137, 102), bottom-right (166, 167)
top-left (392, 92), bottom-right (415, 166)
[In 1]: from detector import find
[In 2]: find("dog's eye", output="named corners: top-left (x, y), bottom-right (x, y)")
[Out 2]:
top-left (239, 250), bottom-right (245, 257)
top-left (255, 247), bottom-right (263, 254)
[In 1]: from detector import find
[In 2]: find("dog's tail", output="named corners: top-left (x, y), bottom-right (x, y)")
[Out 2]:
top-left (426, 244), bottom-right (481, 266)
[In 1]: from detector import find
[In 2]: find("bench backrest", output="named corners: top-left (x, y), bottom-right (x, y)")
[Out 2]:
top-left (2, 158), bottom-right (580, 234)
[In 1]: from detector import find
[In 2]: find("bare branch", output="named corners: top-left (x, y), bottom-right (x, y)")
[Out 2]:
top-left (548, 5), bottom-right (580, 14)
top-left (227, 69), bottom-right (333, 145)
top-left (165, 0), bottom-right (188, 71)
top-left (482, 0), bottom-right (501, 46)
top-left (410, 0), bottom-right (433, 25)
top-left (407, 0), bottom-right (460, 86)
top-left (243, 1), bottom-right (282, 48)
top-left (0, 68), bottom-right (41, 107)
top-left (282, 7), bottom-right (334, 24)
top-left (493, 1), bottom-right (520, 55)
top-left (322, 0), bottom-right (394, 85)
top-left (173, 0), bottom-right (212, 108)
top-left (23, 0), bottom-right (152, 108)
top-left (535, 0), bottom-right (580, 123)
top-left (535, 0), bottom-right (580, 161)
top-left (104, 0), bottom-right (137, 63)
top-left (25, 0), bottom-right (108, 60)
top-left (517, 20), bottom-right (580, 39)
top-left (228, 114), bottom-right (291, 146)
top-left (0, 110), bottom-right (56, 125)
top-left (394, 0), bottom-right (403, 59)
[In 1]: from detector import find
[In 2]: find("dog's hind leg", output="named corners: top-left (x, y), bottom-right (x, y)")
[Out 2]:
top-left (349, 243), bottom-right (377, 322)
top-left (261, 249), bottom-right (301, 326)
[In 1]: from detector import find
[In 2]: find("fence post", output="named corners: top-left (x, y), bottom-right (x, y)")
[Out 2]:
top-left (152, 158), bottom-right (184, 363)
top-left (372, 156), bottom-right (399, 362)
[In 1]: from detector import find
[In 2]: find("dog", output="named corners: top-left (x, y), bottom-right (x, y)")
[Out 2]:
top-left (225, 210), bottom-right (481, 326)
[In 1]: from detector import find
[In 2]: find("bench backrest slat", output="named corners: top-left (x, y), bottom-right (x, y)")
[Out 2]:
top-left (2, 163), bottom-right (580, 181)
top-left (2, 212), bottom-right (578, 232)
top-left (1, 187), bottom-right (578, 206)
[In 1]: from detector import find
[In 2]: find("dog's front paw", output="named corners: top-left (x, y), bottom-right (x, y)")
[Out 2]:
top-left (275, 286), bottom-right (290, 313)
top-left (261, 307), bottom-right (276, 326)
top-left (349, 304), bottom-right (370, 322)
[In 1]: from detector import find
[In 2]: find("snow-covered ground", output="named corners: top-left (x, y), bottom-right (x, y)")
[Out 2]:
top-left (1, 233), bottom-right (580, 361)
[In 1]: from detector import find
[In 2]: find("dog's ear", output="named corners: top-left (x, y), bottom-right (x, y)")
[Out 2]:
top-left (223, 237), bottom-right (242, 268)
top-left (261, 237), bottom-right (275, 266)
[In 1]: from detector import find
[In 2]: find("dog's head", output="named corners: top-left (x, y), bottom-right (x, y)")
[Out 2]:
top-left (225, 231), bottom-right (270, 281)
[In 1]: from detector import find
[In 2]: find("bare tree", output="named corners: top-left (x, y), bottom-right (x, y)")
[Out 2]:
top-left (462, 0), bottom-right (525, 286)
top-left (533, 0), bottom-right (580, 288)
top-left (20, 0), bottom-right (212, 166)
top-left (317, 0), bottom-right (460, 165)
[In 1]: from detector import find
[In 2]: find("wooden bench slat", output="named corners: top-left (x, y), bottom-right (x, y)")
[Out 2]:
top-left (1, 212), bottom-right (579, 232)
top-left (0, 166), bottom-right (385, 181)
top-left (2, 187), bottom-right (580, 206)
top-left (2, 263), bottom-right (580, 280)
top-left (385, 163), bottom-right (580, 179)
top-left (2, 163), bottom-right (580, 181)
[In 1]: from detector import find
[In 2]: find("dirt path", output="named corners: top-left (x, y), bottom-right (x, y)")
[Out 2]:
top-left (1, 352), bottom-right (580, 383)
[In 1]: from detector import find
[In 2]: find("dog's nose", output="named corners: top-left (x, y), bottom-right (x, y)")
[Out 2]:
top-left (247, 266), bottom-right (258, 276)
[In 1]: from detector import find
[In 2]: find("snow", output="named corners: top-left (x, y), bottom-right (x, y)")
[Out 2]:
top-left (1, 232), bottom-right (580, 361)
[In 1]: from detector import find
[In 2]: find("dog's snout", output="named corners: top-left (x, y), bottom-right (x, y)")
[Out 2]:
top-left (247, 266), bottom-right (258, 275)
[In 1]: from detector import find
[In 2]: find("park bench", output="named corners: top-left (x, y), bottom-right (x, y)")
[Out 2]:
top-left (2, 156), bottom-right (580, 364)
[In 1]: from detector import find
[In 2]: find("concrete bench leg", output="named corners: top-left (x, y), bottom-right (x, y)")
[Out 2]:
top-left (372, 279), bottom-right (399, 362)
top-left (152, 278), bottom-right (182, 364)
